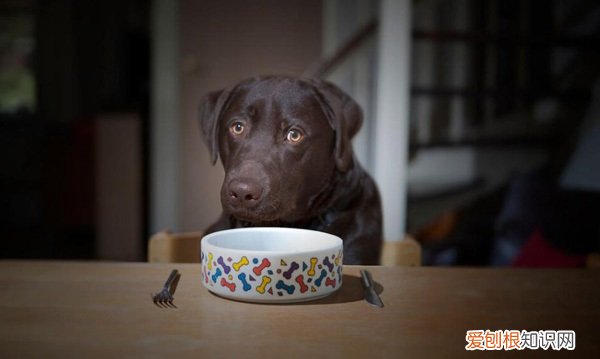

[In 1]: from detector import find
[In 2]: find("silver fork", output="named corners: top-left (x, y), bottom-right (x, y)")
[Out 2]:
top-left (152, 269), bottom-right (181, 308)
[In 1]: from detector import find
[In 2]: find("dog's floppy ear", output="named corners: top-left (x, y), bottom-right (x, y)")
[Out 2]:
top-left (309, 79), bottom-right (363, 172)
top-left (198, 87), bottom-right (235, 165)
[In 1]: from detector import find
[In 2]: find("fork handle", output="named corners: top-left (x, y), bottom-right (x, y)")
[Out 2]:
top-left (169, 273), bottom-right (181, 295)
top-left (360, 270), bottom-right (374, 288)
top-left (163, 269), bottom-right (179, 289)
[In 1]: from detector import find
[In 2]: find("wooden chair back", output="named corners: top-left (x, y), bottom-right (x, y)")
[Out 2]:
top-left (148, 230), bottom-right (422, 266)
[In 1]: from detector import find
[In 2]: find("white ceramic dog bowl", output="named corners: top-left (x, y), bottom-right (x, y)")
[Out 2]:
top-left (201, 227), bottom-right (343, 303)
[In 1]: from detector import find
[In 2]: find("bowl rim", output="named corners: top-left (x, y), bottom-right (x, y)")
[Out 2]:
top-left (201, 227), bottom-right (343, 256)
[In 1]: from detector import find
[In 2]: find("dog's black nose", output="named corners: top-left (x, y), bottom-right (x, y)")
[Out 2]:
top-left (229, 179), bottom-right (263, 207)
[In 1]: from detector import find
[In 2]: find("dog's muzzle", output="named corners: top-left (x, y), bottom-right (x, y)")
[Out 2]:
top-left (227, 178), bottom-right (263, 209)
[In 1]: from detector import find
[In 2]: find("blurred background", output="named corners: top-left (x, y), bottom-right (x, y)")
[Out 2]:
top-left (1, 0), bottom-right (599, 266)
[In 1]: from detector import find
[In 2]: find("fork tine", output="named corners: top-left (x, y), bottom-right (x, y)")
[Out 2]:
top-left (151, 293), bottom-right (162, 307)
top-left (164, 298), bottom-right (175, 308)
top-left (152, 269), bottom-right (180, 308)
top-left (162, 300), bottom-right (171, 308)
top-left (158, 293), bottom-right (169, 303)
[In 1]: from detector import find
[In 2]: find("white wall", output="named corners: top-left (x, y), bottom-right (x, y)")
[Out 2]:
top-left (373, 0), bottom-right (413, 241)
top-left (150, 0), bottom-right (180, 233)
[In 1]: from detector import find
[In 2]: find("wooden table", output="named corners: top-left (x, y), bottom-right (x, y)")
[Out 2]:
top-left (1, 261), bottom-right (598, 357)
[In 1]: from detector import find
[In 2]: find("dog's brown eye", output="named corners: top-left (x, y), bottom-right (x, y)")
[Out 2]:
top-left (230, 122), bottom-right (245, 136)
top-left (286, 129), bottom-right (304, 143)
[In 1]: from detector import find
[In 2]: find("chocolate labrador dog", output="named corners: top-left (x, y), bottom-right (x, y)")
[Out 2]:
top-left (198, 76), bottom-right (382, 264)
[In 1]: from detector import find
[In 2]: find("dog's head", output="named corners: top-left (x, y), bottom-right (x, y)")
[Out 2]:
top-left (199, 76), bottom-right (362, 224)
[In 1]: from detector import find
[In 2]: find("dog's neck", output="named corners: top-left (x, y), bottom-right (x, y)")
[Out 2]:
top-left (313, 159), bottom-right (364, 228)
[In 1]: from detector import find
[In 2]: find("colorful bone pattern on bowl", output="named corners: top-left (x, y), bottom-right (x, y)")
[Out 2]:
top-left (201, 250), bottom-right (343, 297)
